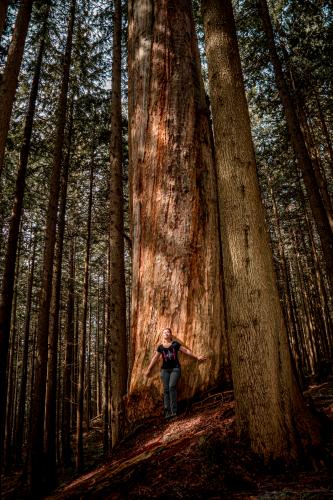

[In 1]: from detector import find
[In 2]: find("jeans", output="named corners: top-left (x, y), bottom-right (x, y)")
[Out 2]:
top-left (160, 367), bottom-right (181, 416)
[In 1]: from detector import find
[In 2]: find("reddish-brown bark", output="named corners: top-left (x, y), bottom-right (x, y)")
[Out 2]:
top-left (128, 0), bottom-right (228, 419)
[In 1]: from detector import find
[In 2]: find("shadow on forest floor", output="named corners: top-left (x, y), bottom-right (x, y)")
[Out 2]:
top-left (2, 380), bottom-right (333, 499)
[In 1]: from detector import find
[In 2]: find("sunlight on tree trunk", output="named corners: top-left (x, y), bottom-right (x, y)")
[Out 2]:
top-left (127, 0), bottom-right (229, 419)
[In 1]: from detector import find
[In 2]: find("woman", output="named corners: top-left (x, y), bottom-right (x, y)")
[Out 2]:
top-left (145, 327), bottom-right (206, 419)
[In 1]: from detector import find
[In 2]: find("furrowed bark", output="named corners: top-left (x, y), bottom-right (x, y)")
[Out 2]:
top-left (202, 0), bottom-right (320, 461)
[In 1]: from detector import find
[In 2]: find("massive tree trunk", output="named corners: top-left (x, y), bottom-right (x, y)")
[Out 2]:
top-left (28, 0), bottom-right (75, 493)
top-left (201, 0), bottom-right (320, 461)
top-left (257, 0), bottom-right (333, 299)
top-left (0, 7), bottom-right (48, 478)
top-left (0, 0), bottom-right (34, 178)
top-left (109, 0), bottom-right (127, 447)
top-left (127, 0), bottom-right (228, 419)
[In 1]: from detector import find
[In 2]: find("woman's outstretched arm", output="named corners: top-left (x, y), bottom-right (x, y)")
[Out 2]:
top-left (179, 346), bottom-right (206, 362)
top-left (145, 352), bottom-right (161, 377)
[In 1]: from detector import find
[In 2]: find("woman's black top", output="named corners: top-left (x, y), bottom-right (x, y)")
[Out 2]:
top-left (157, 341), bottom-right (181, 369)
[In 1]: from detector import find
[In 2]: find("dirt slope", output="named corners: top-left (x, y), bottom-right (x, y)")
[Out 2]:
top-left (47, 384), bottom-right (333, 500)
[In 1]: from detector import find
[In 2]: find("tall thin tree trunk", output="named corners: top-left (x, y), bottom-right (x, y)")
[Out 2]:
top-left (103, 266), bottom-right (110, 456)
top-left (0, 0), bottom-right (34, 178)
top-left (62, 236), bottom-right (75, 467)
top-left (73, 298), bottom-right (79, 431)
top-left (96, 280), bottom-right (102, 416)
top-left (109, 0), bottom-right (127, 448)
top-left (257, 0), bottom-right (333, 298)
top-left (4, 241), bottom-right (21, 471)
top-left (202, 0), bottom-right (320, 461)
top-left (269, 185), bottom-right (302, 377)
top-left (44, 100), bottom-right (73, 488)
top-left (128, 0), bottom-right (227, 419)
top-left (28, 0), bottom-right (75, 493)
top-left (296, 100), bottom-right (333, 228)
top-left (297, 172), bottom-right (333, 358)
top-left (0, 9), bottom-right (49, 477)
top-left (86, 301), bottom-right (92, 430)
top-left (56, 318), bottom-right (63, 466)
top-left (76, 160), bottom-right (94, 471)
top-left (14, 234), bottom-right (37, 465)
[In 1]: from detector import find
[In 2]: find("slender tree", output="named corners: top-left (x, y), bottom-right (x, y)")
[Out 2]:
top-left (14, 233), bottom-right (37, 465)
top-left (4, 236), bottom-right (21, 471)
top-left (257, 0), bottom-right (333, 297)
top-left (0, 0), bottom-right (34, 178)
top-left (28, 0), bottom-right (76, 492)
top-left (103, 265), bottom-right (110, 456)
top-left (201, 0), bottom-right (320, 461)
top-left (108, 0), bottom-right (127, 448)
top-left (0, 4), bottom-right (49, 479)
top-left (44, 99), bottom-right (74, 487)
top-left (61, 235), bottom-right (75, 468)
top-left (76, 159), bottom-right (94, 471)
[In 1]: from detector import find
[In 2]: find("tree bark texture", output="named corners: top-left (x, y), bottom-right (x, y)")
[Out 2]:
top-left (127, 0), bottom-right (228, 419)
top-left (28, 0), bottom-right (75, 492)
top-left (202, 0), bottom-right (320, 461)
top-left (0, 0), bottom-right (34, 177)
top-left (0, 7), bottom-right (48, 474)
top-left (257, 0), bottom-right (333, 298)
top-left (109, 0), bottom-right (127, 447)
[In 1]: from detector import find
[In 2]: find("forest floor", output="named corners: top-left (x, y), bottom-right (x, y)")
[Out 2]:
top-left (2, 379), bottom-right (333, 499)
